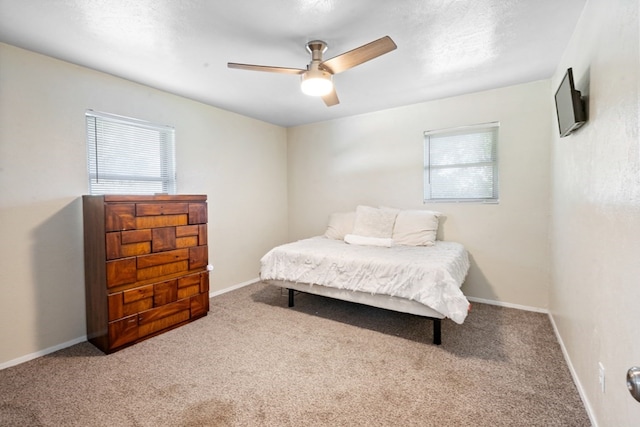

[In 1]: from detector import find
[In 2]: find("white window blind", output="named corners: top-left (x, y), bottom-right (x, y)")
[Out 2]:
top-left (424, 122), bottom-right (499, 202)
top-left (86, 110), bottom-right (176, 195)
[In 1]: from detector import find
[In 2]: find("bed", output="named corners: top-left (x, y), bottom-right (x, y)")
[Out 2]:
top-left (259, 206), bottom-right (471, 344)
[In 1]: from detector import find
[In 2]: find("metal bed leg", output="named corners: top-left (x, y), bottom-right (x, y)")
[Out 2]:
top-left (288, 289), bottom-right (295, 307)
top-left (433, 319), bottom-right (441, 345)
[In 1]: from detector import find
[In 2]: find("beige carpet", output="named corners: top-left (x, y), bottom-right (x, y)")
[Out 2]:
top-left (0, 281), bottom-right (590, 426)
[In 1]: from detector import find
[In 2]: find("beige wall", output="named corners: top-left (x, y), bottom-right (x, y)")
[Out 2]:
top-left (0, 43), bottom-right (289, 366)
top-left (549, 0), bottom-right (640, 425)
top-left (287, 80), bottom-right (553, 310)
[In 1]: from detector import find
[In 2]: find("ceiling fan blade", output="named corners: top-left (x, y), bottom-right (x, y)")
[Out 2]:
top-left (320, 36), bottom-right (397, 74)
top-left (322, 87), bottom-right (340, 107)
top-left (227, 63), bottom-right (305, 75)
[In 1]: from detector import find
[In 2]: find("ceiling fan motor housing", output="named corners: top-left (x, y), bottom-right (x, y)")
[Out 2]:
top-left (306, 40), bottom-right (328, 60)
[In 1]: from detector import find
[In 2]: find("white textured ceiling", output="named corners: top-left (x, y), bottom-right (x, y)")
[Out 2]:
top-left (0, 0), bottom-right (586, 127)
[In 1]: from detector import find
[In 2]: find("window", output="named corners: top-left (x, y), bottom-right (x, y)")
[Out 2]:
top-left (424, 122), bottom-right (499, 202)
top-left (86, 110), bottom-right (176, 195)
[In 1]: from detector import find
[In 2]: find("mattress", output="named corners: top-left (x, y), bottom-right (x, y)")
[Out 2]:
top-left (259, 237), bottom-right (471, 324)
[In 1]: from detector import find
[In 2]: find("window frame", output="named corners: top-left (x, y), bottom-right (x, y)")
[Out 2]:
top-left (423, 122), bottom-right (499, 203)
top-left (85, 110), bottom-right (176, 195)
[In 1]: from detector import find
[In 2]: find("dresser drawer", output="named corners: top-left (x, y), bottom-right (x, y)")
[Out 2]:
top-left (108, 315), bottom-right (139, 349)
top-left (138, 299), bottom-right (191, 337)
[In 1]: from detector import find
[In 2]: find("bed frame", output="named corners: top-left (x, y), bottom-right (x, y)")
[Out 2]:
top-left (266, 280), bottom-right (444, 345)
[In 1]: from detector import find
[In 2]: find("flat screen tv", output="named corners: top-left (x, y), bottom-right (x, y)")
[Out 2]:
top-left (554, 67), bottom-right (586, 137)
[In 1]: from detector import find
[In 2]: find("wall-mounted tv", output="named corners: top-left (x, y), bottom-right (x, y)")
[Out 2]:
top-left (554, 67), bottom-right (586, 137)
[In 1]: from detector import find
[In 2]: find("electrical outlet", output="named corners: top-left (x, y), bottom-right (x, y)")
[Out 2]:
top-left (598, 362), bottom-right (605, 393)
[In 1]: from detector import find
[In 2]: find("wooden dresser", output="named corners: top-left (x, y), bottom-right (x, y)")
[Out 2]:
top-left (82, 194), bottom-right (210, 353)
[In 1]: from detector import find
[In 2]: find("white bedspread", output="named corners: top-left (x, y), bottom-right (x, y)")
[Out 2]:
top-left (260, 237), bottom-right (471, 324)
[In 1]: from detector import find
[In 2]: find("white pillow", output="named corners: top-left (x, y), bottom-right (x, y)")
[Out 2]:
top-left (351, 205), bottom-right (399, 238)
top-left (324, 211), bottom-right (356, 240)
top-left (344, 234), bottom-right (393, 247)
top-left (392, 210), bottom-right (441, 246)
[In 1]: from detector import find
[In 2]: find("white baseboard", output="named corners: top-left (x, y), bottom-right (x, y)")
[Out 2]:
top-left (466, 296), bottom-right (548, 314)
top-left (469, 296), bottom-right (596, 425)
top-left (0, 335), bottom-right (87, 371)
top-left (548, 313), bottom-right (598, 427)
top-left (209, 277), bottom-right (260, 298)
top-left (1, 278), bottom-right (262, 371)
top-left (210, 285), bottom-right (551, 314)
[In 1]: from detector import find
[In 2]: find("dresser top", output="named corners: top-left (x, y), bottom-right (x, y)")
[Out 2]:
top-left (83, 194), bottom-right (207, 202)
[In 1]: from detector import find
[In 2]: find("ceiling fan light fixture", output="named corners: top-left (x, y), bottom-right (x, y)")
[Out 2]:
top-left (300, 69), bottom-right (333, 96)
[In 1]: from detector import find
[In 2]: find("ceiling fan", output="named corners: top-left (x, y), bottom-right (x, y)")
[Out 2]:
top-left (227, 35), bottom-right (397, 107)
